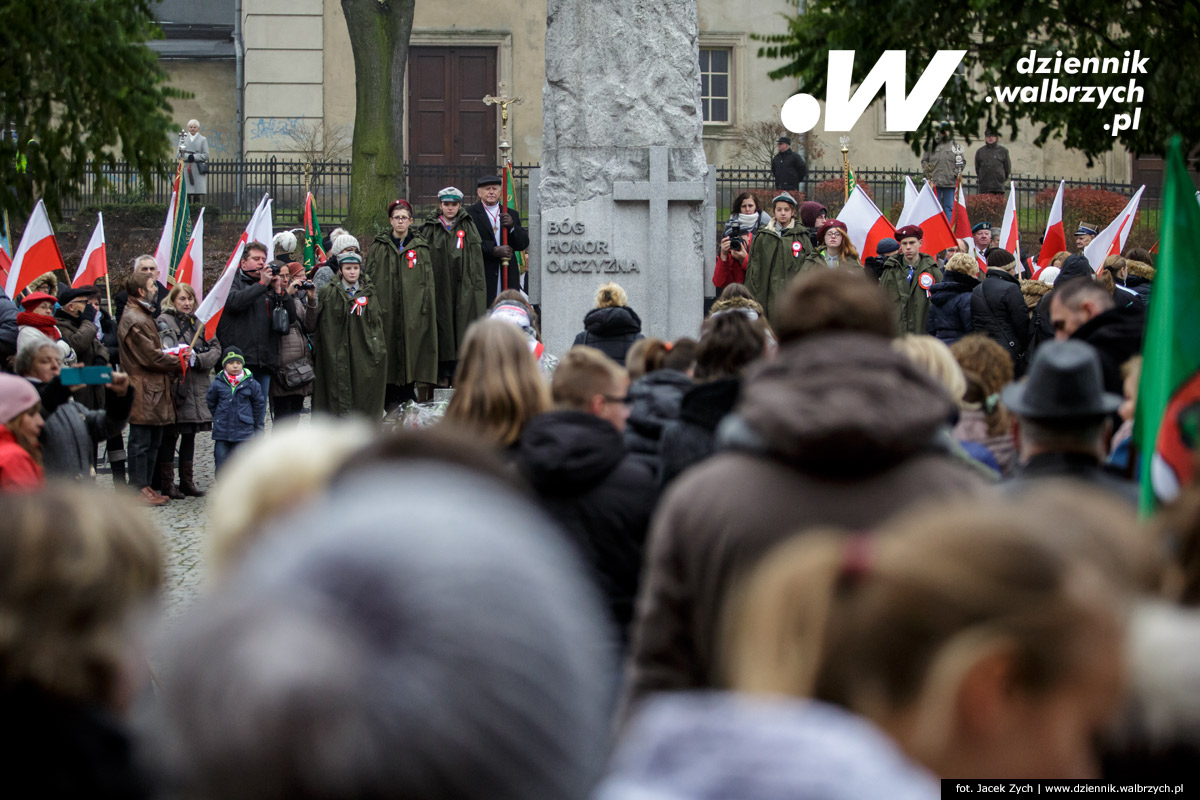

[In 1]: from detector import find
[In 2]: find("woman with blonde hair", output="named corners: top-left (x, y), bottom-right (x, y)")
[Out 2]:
top-left (926, 252), bottom-right (980, 345)
top-left (443, 318), bottom-right (550, 450)
top-left (0, 483), bottom-right (162, 793)
top-left (572, 282), bottom-right (644, 367)
top-left (157, 282), bottom-right (221, 497)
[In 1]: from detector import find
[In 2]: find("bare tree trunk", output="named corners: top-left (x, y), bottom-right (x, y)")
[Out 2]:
top-left (341, 0), bottom-right (414, 233)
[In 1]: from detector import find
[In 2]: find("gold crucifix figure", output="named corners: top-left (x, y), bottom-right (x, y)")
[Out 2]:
top-left (483, 83), bottom-right (523, 162)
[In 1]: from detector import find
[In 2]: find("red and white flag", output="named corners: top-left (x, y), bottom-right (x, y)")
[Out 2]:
top-left (997, 181), bottom-right (1020, 256)
top-left (1035, 180), bottom-right (1067, 271)
top-left (154, 192), bottom-right (176, 286)
top-left (4, 199), bottom-right (66, 299)
top-left (950, 177), bottom-right (972, 240)
top-left (897, 176), bottom-right (921, 227)
top-left (837, 187), bottom-right (894, 259)
top-left (196, 236), bottom-right (247, 341)
top-left (72, 213), bottom-right (107, 288)
top-left (1083, 185), bottom-right (1145, 271)
top-left (175, 209), bottom-right (205, 300)
top-left (905, 181), bottom-right (959, 256)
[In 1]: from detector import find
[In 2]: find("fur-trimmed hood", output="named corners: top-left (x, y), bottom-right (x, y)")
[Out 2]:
top-left (1020, 278), bottom-right (1051, 310)
top-left (1127, 260), bottom-right (1155, 282)
top-left (708, 295), bottom-right (765, 319)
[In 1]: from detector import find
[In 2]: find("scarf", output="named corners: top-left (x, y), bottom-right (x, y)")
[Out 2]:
top-left (17, 311), bottom-right (61, 339)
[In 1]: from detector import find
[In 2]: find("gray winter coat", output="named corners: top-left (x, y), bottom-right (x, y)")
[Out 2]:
top-left (40, 392), bottom-right (133, 479)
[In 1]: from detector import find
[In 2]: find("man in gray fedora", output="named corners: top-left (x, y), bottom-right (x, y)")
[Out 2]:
top-left (1002, 339), bottom-right (1136, 504)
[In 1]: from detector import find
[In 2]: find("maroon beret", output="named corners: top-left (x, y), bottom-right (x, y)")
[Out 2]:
top-left (894, 225), bottom-right (924, 241)
top-left (816, 219), bottom-right (848, 243)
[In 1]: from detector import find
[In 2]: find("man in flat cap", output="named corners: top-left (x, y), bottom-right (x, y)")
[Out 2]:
top-left (771, 136), bottom-right (807, 193)
top-left (466, 175), bottom-right (530, 307)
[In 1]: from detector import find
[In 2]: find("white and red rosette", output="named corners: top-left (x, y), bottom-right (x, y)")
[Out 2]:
top-left (918, 271), bottom-right (935, 296)
top-left (456, 230), bottom-right (465, 250)
top-left (792, 241), bottom-right (802, 257)
top-left (406, 250), bottom-right (417, 269)
top-left (352, 295), bottom-right (369, 316)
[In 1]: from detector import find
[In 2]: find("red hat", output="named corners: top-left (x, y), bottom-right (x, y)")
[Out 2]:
top-left (894, 225), bottom-right (924, 242)
top-left (816, 219), bottom-right (848, 243)
top-left (19, 292), bottom-right (56, 312)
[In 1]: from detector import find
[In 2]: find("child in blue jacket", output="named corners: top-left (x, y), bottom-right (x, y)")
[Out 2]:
top-left (206, 346), bottom-right (266, 473)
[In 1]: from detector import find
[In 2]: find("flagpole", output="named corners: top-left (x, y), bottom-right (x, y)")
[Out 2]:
top-left (104, 272), bottom-right (112, 319)
top-left (840, 137), bottom-right (850, 202)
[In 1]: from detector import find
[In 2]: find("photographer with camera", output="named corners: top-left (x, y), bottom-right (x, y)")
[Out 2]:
top-left (714, 192), bottom-right (770, 291)
top-left (215, 241), bottom-right (283, 402)
top-left (271, 262), bottom-right (318, 420)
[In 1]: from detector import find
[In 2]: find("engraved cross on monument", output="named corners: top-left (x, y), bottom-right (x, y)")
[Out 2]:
top-left (613, 145), bottom-right (707, 270)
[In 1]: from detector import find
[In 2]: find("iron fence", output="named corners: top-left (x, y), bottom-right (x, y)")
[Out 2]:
top-left (56, 159), bottom-right (1153, 246)
top-left (57, 159), bottom-right (537, 229)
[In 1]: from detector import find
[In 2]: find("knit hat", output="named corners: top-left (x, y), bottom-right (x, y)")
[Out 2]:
top-left (1037, 266), bottom-right (1061, 286)
top-left (222, 346), bottom-right (245, 367)
top-left (799, 201), bottom-right (827, 229)
top-left (490, 301), bottom-right (538, 344)
top-left (894, 225), bottom-right (923, 242)
top-left (875, 237), bottom-right (900, 256)
top-left (330, 233), bottom-right (360, 258)
top-left (284, 262), bottom-right (305, 279)
top-left (272, 231), bottom-right (298, 257)
top-left (986, 249), bottom-right (1016, 269)
top-left (438, 187), bottom-right (464, 202)
top-left (1058, 254), bottom-right (1096, 284)
top-left (19, 292), bottom-right (56, 312)
top-left (0, 374), bottom-right (41, 424)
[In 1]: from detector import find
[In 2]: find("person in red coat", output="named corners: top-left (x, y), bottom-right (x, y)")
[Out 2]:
top-left (714, 192), bottom-right (770, 291)
top-left (0, 373), bottom-right (45, 490)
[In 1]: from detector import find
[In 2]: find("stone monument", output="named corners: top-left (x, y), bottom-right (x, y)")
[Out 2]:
top-left (532, 0), bottom-right (716, 358)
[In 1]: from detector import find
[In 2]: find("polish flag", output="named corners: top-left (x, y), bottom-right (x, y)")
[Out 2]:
top-left (196, 235), bottom-right (247, 341)
top-left (1083, 186), bottom-right (1145, 272)
top-left (997, 182), bottom-right (1020, 255)
top-left (965, 237), bottom-right (988, 274)
top-left (248, 194), bottom-right (272, 246)
top-left (897, 176), bottom-right (921, 227)
top-left (837, 187), bottom-right (895, 258)
top-left (950, 178), bottom-right (972, 240)
top-left (906, 181), bottom-right (959, 256)
top-left (4, 200), bottom-right (66, 299)
top-left (72, 213), bottom-right (108, 288)
top-left (175, 209), bottom-right (205, 301)
top-left (154, 192), bottom-right (177, 286)
top-left (1035, 180), bottom-right (1067, 270)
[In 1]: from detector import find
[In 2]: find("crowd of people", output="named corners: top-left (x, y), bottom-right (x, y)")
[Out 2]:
top-left (0, 159), bottom-right (1195, 797)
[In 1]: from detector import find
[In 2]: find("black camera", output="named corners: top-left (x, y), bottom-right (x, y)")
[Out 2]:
top-left (724, 214), bottom-right (746, 252)
top-left (300, 280), bottom-right (315, 291)
top-left (268, 259), bottom-right (285, 276)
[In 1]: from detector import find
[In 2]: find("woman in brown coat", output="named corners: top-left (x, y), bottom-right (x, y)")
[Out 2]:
top-left (157, 283), bottom-right (220, 498)
top-left (118, 273), bottom-right (184, 506)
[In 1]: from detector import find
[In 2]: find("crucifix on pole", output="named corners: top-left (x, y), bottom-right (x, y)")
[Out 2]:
top-left (483, 83), bottom-right (523, 166)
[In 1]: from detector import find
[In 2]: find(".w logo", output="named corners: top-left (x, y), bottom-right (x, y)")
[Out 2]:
top-left (781, 50), bottom-right (967, 133)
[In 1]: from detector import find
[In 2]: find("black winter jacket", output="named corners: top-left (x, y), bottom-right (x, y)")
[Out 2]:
top-left (1072, 304), bottom-right (1145, 398)
top-left (625, 369), bottom-right (692, 478)
top-left (926, 271), bottom-right (979, 344)
top-left (971, 269), bottom-right (1032, 372)
top-left (658, 378), bottom-right (740, 487)
top-left (517, 410), bottom-right (658, 646)
top-left (215, 270), bottom-right (283, 368)
top-left (573, 306), bottom-right (644, 366)
top-left (771, 149), bottom-right (807, 190)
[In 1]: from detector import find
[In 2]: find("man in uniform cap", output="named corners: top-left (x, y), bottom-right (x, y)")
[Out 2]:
top-left (466, 175), bottom-right (530, 306)
top-left (972, 221), bottom-right (993, 254)
top-left (771, 136), bottom-right (807, 193)
top-left (1075, 222), bottom-right (1099, 252)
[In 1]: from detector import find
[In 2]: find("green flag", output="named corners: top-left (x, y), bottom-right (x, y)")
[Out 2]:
top-left (168, 164), bottom-right (192, 286)
top-left (303, 192), bottom-right (325, 272)
top-left (1134, 136), bottom-right (1200, 516)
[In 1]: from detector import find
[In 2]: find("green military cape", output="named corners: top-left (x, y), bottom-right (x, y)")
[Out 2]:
top-left (744, 222), bottom-right (816, 322)
top-left (311, 272), bottom-right (388, 419)
top-left (420, 209), bottom-right (485, 363)
top-left (365, 231), bottom-right (439, 386)
top-left (878, 253), bottom-right (943, 335)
